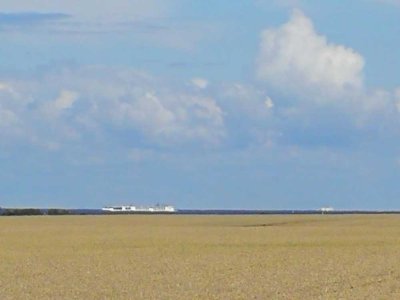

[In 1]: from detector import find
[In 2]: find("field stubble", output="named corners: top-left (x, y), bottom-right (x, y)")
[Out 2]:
top-left (1, 215), bottom-right (400, 299)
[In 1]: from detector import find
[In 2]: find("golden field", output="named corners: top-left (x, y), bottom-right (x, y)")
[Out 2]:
top-left (1, 215), bottom-right (400, 299)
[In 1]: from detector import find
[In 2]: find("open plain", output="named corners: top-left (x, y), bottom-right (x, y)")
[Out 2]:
top-left (1, 214), bottom-right (400, 299)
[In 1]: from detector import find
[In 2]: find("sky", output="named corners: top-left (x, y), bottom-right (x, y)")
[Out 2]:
top-left (1, 1), bottom-right (400, 209)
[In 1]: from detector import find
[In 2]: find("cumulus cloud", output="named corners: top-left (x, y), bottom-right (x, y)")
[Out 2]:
top-left (252, 10), bottom-right (400, 149)
top-left (0, 66), bottom-right (225, 148)
top-left (257, 10), bottom-right (365, 98)
top-left (0, 63), bottom-right (399, 157)
top-left (111, 90), bottom-right (224, 144)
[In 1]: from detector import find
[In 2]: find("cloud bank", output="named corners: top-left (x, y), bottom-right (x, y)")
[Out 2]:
top-left (0, 66), bottom-right (226, 151)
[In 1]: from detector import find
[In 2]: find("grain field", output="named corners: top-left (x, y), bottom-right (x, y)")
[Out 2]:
top-left (1, 215), bottom-right (400, 299)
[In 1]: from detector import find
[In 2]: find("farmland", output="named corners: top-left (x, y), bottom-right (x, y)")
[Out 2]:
top-left (1, 215), bottom-right (400, 299)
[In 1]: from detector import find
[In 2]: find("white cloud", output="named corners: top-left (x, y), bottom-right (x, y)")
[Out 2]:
top-left (41, 90), bottom-right (78, 118)
top-left (253, 10), bottom-right (400, 149)
top-left (112, 91), bottom-right (176, 136)
top-left (218, 83), bottom-right (274, 119)
top-left (257, 10), bottom-right (365, 98)
top-left (0, 66), bottom-right (225, 148)
top-left (255, 9), bottom-right (400, 140)
top-left (265, 97), bottom-right (274, 109)
top-left (55, 90), bottom-right (77, 110)
top-left (119, 92), bottom-right (224, 144)
top-left (0, 60), bottom-right (397, 155)
top-left (191, 78), bottom-right (209, 89)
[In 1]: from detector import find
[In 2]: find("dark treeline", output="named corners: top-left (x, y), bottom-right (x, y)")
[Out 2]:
top-left (1, 208), bottom-right (43, 216)
top-left (47, 209), bottom-right (72, 215)
top-left (0, 208), bottom-right (72, 216)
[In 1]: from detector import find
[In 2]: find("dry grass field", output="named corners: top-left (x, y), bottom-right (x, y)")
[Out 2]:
top-left (1, 215), bottom-right (400, 299)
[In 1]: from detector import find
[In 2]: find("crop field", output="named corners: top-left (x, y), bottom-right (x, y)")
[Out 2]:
top-left (1, 215), bottom-right (400, 299)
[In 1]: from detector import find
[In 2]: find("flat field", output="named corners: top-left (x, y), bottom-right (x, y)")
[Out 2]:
top-left (1, 215), bottom-right (400, 299)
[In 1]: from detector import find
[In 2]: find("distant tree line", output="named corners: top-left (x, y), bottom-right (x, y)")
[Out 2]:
top-left (1, 208), bottom-right (43, 216)
top-left (47, 209), bottom-right (72, 215)
top-left (0, 208), bottom-right (72, 216)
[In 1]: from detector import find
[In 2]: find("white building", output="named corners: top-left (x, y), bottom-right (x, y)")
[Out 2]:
top-left (320, 207), bottom-right (334, 212)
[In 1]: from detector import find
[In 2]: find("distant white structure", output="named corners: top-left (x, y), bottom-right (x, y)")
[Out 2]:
top-left (102, 204), bottom-right (176, 213)
top-left (320, 206), bottom-right (334, 213)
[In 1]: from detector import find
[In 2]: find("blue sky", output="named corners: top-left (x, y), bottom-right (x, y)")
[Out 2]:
top-left (1, 0), bottom-right (400, 209)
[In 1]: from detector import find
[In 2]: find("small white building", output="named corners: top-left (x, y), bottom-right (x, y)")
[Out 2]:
top-left (320, 206), bottom-right (334, 212)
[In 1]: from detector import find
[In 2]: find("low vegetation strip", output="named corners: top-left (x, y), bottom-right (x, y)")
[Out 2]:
top-left (0, 208), bottom-right (72, 216)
